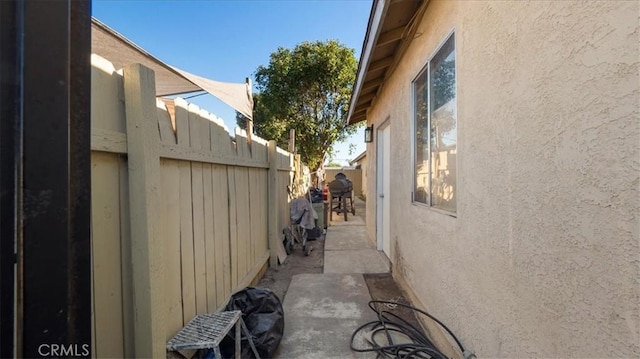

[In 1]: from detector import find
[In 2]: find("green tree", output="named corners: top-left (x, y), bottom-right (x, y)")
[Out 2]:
top-left (236, 93), bottom-right (285, 142)
top-left (237, 40), bottom-right (359, 170)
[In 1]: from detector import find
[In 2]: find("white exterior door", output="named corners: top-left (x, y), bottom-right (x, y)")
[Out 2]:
top-left (376, 124), bottom-right (391, 258)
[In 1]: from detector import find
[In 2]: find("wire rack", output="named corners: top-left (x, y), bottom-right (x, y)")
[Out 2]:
top-left (166, 311), bottom-right (241, 351)
top-left (166, 311), bottom-right (261, 359)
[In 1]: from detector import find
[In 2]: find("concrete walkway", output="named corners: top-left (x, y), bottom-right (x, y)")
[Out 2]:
top-left (276, 198), bottom-right (389, 358)
top-left (276, 274), bottom-right (376, 359)
top-left (324, 197), bottom-right (389, 274)
top-left (324, 221), bottom-right (390, 274)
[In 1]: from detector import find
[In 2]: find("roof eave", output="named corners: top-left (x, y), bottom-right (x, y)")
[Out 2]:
top-left (346, 0), bottom-right (389, 125)
top-left (352, 150), bottom-right (367, 163)
top-left (346, 0), bottom-right (428, 126)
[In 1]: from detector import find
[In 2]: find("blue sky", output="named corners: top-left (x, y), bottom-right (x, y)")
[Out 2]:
top-left (94, 0), bottom-right (372, 165)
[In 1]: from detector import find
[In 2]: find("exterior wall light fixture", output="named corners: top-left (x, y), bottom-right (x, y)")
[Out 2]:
top-left (364, 125), bottom-right (374, 143)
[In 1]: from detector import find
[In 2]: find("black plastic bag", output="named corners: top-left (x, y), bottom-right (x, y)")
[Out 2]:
top-left (220, 287), bottom-right (284, 359)
top-left (306, 227), bottom-right (322, 240)
top-left (308, 187), bottom-right (324, 203)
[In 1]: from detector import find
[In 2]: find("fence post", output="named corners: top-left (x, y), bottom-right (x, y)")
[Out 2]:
top-left (288, 129), bottom-right (295, 153)
top-left (123, 63), bottom-right (165, 358)
top-left (268, 141), bottom-right (279, 267)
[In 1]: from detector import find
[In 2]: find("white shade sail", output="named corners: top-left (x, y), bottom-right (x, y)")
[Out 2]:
top-left (91, 18), bottom-right (253, 119)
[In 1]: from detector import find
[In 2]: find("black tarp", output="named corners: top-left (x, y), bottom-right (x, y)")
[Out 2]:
top-left (219, 287), bottom-right (284, 359)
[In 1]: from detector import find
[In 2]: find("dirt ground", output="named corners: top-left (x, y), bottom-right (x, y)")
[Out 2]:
top-left (363, 273), bottom-right (423, 330)
top-left (256, 199), bottom-right (421, 330)
top-left (256, 234), bottom-right (325, 301)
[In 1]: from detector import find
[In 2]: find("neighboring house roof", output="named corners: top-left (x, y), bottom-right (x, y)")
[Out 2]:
top-left (347, 0), bottom-right (427, 125)
top-left (351, 150), bottom-right (367, 164)
top-left (91, 18), bottom-right (253, 119)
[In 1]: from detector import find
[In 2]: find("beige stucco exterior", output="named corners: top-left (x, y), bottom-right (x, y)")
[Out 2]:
top-left (356, 155), bottom-right (368, 198)
top-left (362, 1), bottom-right (639, 357)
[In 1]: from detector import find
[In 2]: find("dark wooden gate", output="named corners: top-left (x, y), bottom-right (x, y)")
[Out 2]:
top-left (0, 1), bottom-right (92, 356)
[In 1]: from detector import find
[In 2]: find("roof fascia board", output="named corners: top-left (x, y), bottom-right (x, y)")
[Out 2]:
top-left (347, 0), bottom-right (389, 124)
top-left (352, 151), bottom-right (367, 162)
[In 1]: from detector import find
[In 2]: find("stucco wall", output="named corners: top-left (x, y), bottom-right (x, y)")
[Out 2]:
top-left (363, 1), bottom-right (639, 357)
top-left (359, 156), bottom-right (368, 199)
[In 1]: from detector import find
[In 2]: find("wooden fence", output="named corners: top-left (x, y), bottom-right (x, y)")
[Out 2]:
top-left (90, 55), bottom-right (296, 357)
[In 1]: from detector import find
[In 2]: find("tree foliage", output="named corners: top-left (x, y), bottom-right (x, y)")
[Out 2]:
top-left (325, 160), bottom-right (343, 167)
top-left (237, 40), bottom-right (359, 170)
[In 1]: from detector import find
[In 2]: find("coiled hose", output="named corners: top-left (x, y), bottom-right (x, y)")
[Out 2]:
top-left (350, 300), bottom-right (473, 359)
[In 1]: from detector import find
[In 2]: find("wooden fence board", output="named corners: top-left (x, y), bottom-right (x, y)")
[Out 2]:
top-left (254, 170), bottom-right (263, 260)
top-left (211, 165), bottom-right (231, 304)
top-left (251, 138), bottom-right (261, 162)
top-left (91, 152), bottom-right (124, 358)
top-left (248, 169), bottom-right (260, 263)
top-left (198, 110), bottom-right (218, 312)
top-left (253, 136), bottom-right (268, 162)
top-left (258, 169), bottom-right (266, 259)
top-left (268, 141), bottom-right (282, 266)
top-left (278, 171), bottom-right (290, 236)
top-left (235, 128), bottom-right (246, 159)
top-left (234, 252), bottom-right (269, 294)
top-left (258, 170), bottom-right (269, 256)
top-left (198, 110), bottom-right (212, 152)
top-left (188, 103), bottom-right (201, 147)
top-left (204, 105), bottom-right (230, 163)
top-left (235, 167), bottom-right (250, 279)
top-left (159, 98), bottom-right (177, 131)
top-left (160, 159), bottom-right (183, 339)
top-left (247, 169), bottom-right (255, 264)
top-left (243, 132), bottom-right (251, 159)
top-left (209, 120), bottom-right (231, 157)
top-left (175, 98), bottom-right (190, 147)
top-left (189, 109), bottom-right (208, 315)
top-left (191, 162), bottom-right (207, 315)
top-left (159, 145), bottom-right (268, 169)
top-left (118, 156), bottom-right (134, 358)
top-left (179, 160), bottom-right (196, 321)
top-left (209, 122), bottom-right (221, 155)
top-left (157, 100), bottom-right (176, 145)
top-left (91, 59), bottom-right (125, 134)
top-left (260, 141), bottom-right (268, 162)
top-left (202, 164), bottom-right (217, 311)
top-left (91, 128), bottom-right (127, 154)
top-left (173, 96), bottom-right (196, 322)
top-left (227, 168), bottom-right (239, 288)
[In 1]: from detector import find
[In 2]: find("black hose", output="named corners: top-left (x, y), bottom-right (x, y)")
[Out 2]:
top-left (350, 300), bottom-right (468, 359)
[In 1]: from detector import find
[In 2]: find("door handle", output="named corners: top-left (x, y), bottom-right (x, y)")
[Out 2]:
top-left (379, 194), bottom-right (384, 198)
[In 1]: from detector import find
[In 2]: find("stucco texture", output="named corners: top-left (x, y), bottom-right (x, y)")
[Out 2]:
top-left (362, 1), bottom-right (639, 357)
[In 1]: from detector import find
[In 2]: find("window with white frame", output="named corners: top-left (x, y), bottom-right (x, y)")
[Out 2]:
top-left (413, 33), bottom-right (456, 213)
